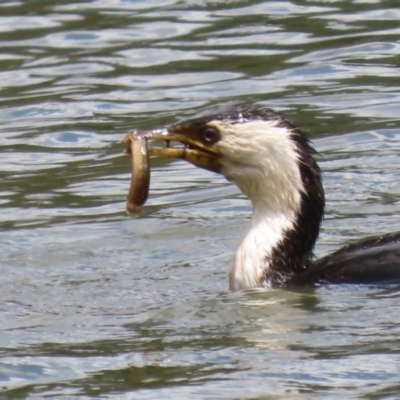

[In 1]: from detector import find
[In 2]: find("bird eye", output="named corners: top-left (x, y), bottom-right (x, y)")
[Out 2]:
top-left (201, 127), bottom-right (220, 144)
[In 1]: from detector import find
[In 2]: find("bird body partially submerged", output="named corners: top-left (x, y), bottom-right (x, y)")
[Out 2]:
top-left (124, 104), bottom-right (400, 289)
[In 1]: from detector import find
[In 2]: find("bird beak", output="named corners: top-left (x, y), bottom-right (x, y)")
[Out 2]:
top-left (123, 127), bottom-right (222, 174)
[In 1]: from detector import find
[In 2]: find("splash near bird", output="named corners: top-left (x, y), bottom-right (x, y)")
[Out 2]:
top-left (124, 104), bottom-right (400, 290)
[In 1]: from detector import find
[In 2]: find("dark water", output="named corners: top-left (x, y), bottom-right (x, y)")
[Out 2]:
top-left (1, 1), bottom-right (400, 398)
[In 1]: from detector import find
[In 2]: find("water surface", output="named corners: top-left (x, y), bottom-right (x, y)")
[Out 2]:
top-left (1, 0), bottom-right (400, 398)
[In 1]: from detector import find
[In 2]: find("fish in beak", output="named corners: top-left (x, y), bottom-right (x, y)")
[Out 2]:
top-left (123, 122), bottom-right (222, 215)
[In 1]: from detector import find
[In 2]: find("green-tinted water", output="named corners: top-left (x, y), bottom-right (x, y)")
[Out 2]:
top-left (1, 1), bottom-right (400, 398)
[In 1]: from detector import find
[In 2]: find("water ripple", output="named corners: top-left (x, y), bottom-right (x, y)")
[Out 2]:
top-left (1, 0), bottom-right (400, 398)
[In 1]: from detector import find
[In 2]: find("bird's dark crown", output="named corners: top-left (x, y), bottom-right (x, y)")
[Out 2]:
top-left (173, 103), bottom-right (289, 130)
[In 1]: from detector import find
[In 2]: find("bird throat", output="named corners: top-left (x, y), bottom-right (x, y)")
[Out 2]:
top-left (229, 171), bottom-right (324, 290)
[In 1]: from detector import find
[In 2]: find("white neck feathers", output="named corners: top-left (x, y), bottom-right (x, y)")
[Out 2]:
top-left (213, 119), bottom-right (305, 290)
top-left (229, 207), bottom-right (299, 290)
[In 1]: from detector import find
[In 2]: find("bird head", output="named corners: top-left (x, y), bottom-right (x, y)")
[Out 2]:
top-left (141, 104), bottom-right (321, 215)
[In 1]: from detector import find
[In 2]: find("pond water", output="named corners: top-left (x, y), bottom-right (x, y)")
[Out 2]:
top-left (1, 0), bottom-right (400, 398)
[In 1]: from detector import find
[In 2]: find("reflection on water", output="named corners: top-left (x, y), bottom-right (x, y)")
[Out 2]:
top-left (1, 0), bottom-right (400, 398)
